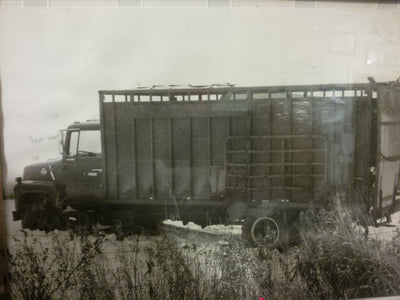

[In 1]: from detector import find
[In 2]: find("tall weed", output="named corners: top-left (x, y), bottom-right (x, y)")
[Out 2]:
top-left (7, 201), bottom-right (400, 299)
top-left (293, 199), bottom-right (400, 299)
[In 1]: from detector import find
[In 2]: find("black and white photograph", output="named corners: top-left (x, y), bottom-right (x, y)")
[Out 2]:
top-left (1, 1), bottom-right (400, 299)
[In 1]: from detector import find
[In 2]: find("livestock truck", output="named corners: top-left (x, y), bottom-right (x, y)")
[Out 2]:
top-left (13, 80), bottom-right (400, 247)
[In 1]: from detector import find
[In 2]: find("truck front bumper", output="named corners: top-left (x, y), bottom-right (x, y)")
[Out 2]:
top-left (13, 210), bottom-right (22, 221)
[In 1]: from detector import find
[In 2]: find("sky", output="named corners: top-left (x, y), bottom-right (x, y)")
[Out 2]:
top-left (1, 3), bottom-right (400, 192)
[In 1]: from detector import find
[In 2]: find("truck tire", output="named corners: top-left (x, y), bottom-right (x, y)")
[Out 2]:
top-left (21, 210), bottom-right (39, 230)
top-left (22, 205), bottom-right (67, 232)
top-left (242, 215), bottom-right (295, 249)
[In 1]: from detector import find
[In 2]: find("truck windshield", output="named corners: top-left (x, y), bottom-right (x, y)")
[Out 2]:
top-left (69, 130), bottom-right (101, 157)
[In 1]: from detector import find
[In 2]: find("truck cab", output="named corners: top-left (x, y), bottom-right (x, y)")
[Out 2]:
top-left (13, 120), bottom-right (104, 230)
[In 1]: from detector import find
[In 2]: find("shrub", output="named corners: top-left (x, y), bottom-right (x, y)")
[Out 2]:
top-left (8, 230), bottom-right (107, 300)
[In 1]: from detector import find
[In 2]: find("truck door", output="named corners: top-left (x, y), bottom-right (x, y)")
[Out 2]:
top-left (62, 129), bottom-right (105, 201)
top-left (375, 83), bottom-right (400, 217)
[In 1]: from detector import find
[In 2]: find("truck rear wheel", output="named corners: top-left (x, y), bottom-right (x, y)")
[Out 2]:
top-left (242, 216), bottom-right (280, 248)
top-left (243, 214), bottom-right (301, 249)
top-left (242, 215), bottom-right (296, 249)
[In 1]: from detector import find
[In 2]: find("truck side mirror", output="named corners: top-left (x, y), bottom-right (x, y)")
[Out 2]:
top-left (58, 130), bottom-right (65, 154)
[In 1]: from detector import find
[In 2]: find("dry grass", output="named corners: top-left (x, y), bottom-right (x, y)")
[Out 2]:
top-left (7, 202), bottom-right (400, 299)
top-left (293, 202), bottom-right (400, 299)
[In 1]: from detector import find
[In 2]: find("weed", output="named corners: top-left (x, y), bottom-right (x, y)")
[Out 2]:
top-left (8, 230), bottom-right (107, 299)
top-left (7, 202), bottom-right (400, 300)
top-left (292, 199), bottom-right (400, 299)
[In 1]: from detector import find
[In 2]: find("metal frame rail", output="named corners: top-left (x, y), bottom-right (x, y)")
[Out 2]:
top-left (99, 83), bottom-right (372, 103)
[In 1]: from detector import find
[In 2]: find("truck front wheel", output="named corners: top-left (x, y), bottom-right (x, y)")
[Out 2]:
top-left (22, 204), bottom-right (67, 232)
